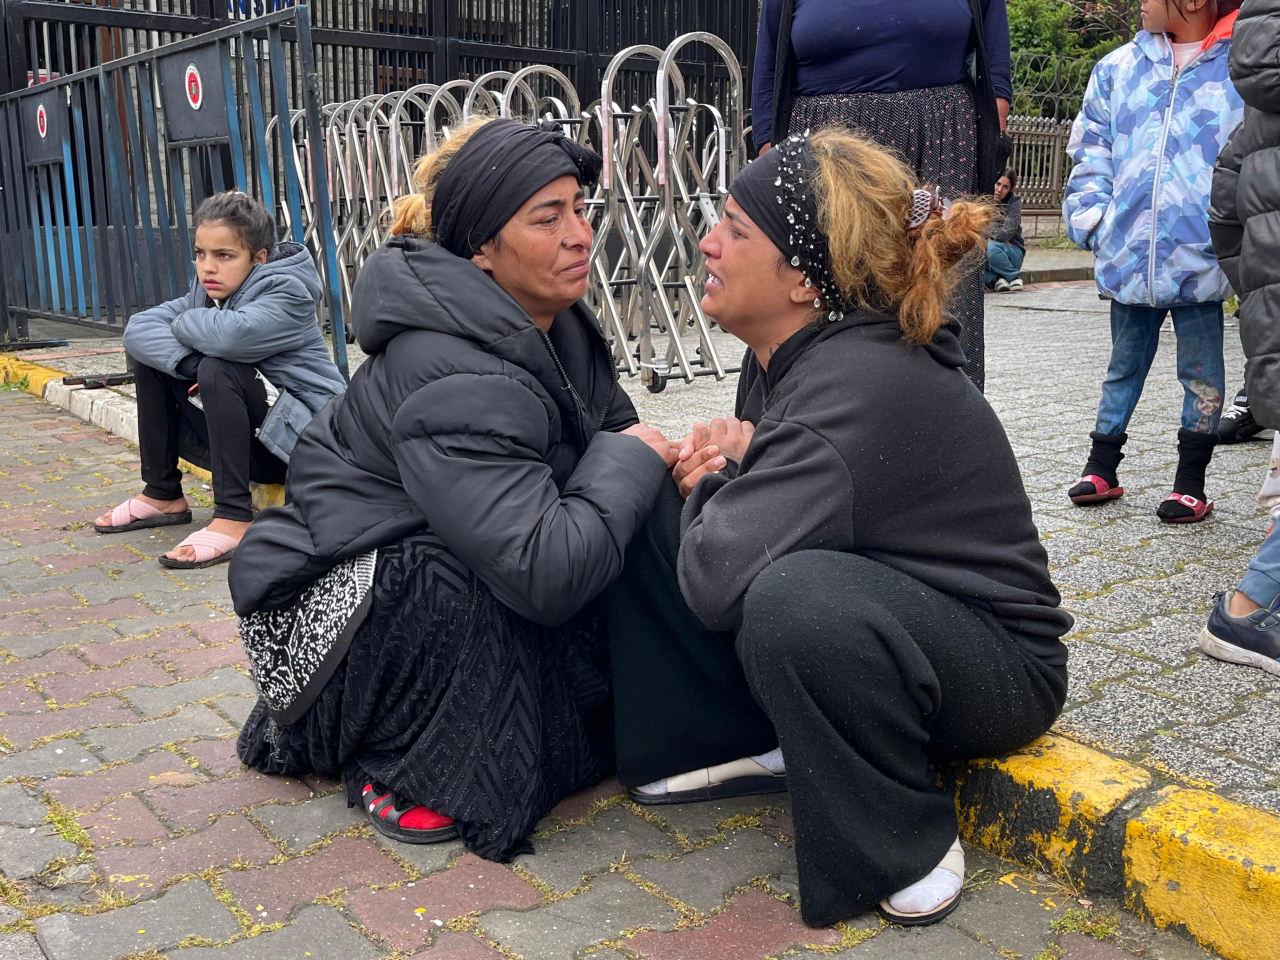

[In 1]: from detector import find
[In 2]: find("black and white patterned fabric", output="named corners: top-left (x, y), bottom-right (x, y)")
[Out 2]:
top-left (790, 83), bottom-right (986, 391)
top-left (237, 533), bottom-right (612, 862)
top-left (240, 550), bottom-right (377, 724)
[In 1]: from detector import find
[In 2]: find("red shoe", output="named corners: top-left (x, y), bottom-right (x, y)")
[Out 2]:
top-left (362, 782), bottom-right (458, 845)
top-left (1157, 493), bottom-right (1214, 524)
top-left (1068, 474), bottom-right (1125, 505)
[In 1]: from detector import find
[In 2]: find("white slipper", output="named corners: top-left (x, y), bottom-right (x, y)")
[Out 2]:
top-left (627, 753), bottom-right (787, 806)
top-left (877, 836), bottom-right (965, 926)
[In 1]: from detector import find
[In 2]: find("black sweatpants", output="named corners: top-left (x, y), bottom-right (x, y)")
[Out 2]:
top-left (134, 357), bottom-right (286, 522)
top-left (608, 484), bottom-right (1067, 927)
top-left (606, 481), bottom-right (778, 787)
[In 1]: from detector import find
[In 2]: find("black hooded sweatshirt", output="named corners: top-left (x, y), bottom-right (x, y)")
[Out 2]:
top-left (229, 236), bottom-right (668, 623)
top-left (1209, 0), bottom-right (1280, 428)
top-left (679, 313), bottom-right (1072, 665)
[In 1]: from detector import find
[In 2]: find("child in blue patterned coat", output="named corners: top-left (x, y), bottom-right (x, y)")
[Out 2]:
top-left (1063, 0), bottom-right (1244, 523)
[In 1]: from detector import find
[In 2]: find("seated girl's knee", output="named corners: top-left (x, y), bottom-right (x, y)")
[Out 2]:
top-left (196, 355), bottom-right (253, 387)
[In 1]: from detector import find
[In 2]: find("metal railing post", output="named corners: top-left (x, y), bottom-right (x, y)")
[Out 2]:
top-left (294, 4), bottom-right (350, 380)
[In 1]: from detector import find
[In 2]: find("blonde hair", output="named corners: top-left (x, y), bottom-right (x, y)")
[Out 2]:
top-left (808, 128), bottom-right (992, 345)
top-left (387, 116), bottom-right (495, 238)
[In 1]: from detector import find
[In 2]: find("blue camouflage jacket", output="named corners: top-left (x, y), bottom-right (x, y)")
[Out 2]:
top-left (1063, 19), bottom-right (1244, 307)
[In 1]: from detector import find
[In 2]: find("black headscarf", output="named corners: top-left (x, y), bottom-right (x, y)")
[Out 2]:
top-left (432, 119), bottom-right (603, 258)
top-left (728, 133), bottom-right (850, 319)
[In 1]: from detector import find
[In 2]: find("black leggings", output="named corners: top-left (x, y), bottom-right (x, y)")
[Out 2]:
top-left (608, 483), bottom-right (1066, 926)
top-left (134, 357), bottom-right (286, 522)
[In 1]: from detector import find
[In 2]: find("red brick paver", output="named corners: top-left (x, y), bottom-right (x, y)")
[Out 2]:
top-left (78, 627), bottom-right (203, 667)
top-left (0, 697), bottom-right (135, 747)
top-left (146, 769), bottom-right (313, 829)
top-left (0, 650), bottom-right (87, 685)
top-left (40, 548), bottom-right (143, 576)
top-left (627, 888), bottom-right (842, 960)
top-left (407, 932), bottom-right (507, 959)
top-left (46, 751), bottom-right (207, 811)
top-left (223, 835), bottom-right (409, 918)
top-left (162, 644), bottom-right (247, 682)
top-left (347, 854), bottom-right (543, 953)
top-left (81, 795), bottom-right (170, 846)
top-left (181, 737), bottom-right (246, 778)
top-left (97, 814), bottom-right (278, 891)
top-left (40, 660), bottom-right (172, 704)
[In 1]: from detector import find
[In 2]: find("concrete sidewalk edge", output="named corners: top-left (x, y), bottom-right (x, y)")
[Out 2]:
top-left (4, 352), bottom-right (1276, 960)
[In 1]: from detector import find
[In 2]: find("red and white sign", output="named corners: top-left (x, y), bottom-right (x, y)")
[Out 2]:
top-left (184, 63), bottom-right (204, 111)
top-left (35, 104), bottom-right (48, 140)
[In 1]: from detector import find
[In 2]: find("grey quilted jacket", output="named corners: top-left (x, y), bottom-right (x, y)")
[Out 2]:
top-left (121, 241), bottom-right (346, 460)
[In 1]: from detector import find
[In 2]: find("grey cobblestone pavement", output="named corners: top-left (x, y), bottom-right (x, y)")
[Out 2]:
top-left (0, 279), bottom-right (1263, 958)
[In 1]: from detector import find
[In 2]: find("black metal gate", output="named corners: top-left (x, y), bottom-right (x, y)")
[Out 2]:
top-left (1, 2), bottom-right (759, 104)
top-left (0, 7), bottom-right (351, 375)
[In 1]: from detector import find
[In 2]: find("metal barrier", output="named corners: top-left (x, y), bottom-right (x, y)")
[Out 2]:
top-left (0, 7), bottom-right (350, 377)
top-left (316, 33), bottom-right (746, 392)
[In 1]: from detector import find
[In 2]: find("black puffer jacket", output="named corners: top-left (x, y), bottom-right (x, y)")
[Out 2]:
top-left (229, 236), bottom-right (668, 622)
top-left (1210, 0), bottom-right (1280, 426)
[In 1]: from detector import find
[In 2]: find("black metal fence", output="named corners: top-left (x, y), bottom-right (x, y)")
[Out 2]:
top-left (0, 7), bottom-right (350, 373)
top-left (2, 1), bottom-right (758, 106)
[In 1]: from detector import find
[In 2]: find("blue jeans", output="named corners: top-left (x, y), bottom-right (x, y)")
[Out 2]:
top-left (1241, 525), bottom-right (1280, 608)
top-left (984, 241), bottom-right (1025, 286)
top-left (1094, 301), bottom-right (1225, 436)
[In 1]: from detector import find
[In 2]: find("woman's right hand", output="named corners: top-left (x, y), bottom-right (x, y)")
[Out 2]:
top-left (621, 423), bottom-right (680, 467)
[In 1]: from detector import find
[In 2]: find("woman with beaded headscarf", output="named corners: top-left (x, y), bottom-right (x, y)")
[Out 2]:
top-left (752, 0), bottom-right (1013, 391)
top-left (228, 118), bottom-right (678, 861)
top-left (607, 130), bottom-right (1070, 927)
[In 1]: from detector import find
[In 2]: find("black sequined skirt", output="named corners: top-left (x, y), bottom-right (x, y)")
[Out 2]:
top-left (237, 532), bottom-right (613, 861)
top-left (790, 84), bottom-right (986, 391)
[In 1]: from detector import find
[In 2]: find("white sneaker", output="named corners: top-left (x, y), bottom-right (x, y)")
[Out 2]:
top-left (993, 278), bottom-right (1011, 292)
top-left (1008, 278), bottom-right (1023, 291)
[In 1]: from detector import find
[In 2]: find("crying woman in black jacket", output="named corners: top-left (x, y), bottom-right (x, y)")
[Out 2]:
top-left (609, 130), bottom-right (1072, 929)
top-left (229, 118), bottom-right (677, 860)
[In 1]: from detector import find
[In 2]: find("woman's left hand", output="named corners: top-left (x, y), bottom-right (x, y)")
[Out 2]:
top-left (997, 98), bottom-right (1010, 133)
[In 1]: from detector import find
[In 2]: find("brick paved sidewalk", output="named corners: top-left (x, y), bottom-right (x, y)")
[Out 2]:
top-left (0, 283), bottom-right (1263, 959)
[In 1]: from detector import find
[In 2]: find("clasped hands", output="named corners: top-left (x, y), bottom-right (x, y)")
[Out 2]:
top-left (622, 417), bottom-right (755, 498)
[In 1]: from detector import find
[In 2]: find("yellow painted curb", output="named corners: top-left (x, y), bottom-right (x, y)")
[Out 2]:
top-left (0, 354), bottom-right (67, 398)
top-left (957, 732), bottom-right (1152, 887)
top-left (1125, 787), bottom-right (1280, 960)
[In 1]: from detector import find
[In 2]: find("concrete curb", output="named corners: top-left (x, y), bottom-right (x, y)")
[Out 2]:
top-left (1021, 265), bottom-right (1094, 285)
top-left (3, 354), bottom-right (1276, 960)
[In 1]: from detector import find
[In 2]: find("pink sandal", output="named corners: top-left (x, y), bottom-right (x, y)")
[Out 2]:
top-left (157, 528), bottom-right (239, 569)
top-left (1157, 493), bottom-right (1214, 524)
top-left (1068, 474), bottom-right (1125, 505)
top-left (94, 497), bottom-right (192, 534)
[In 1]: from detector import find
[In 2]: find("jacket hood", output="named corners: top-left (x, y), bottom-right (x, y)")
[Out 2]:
top-left (1231, 0), bottom-right (1280, 112)
top-left (352, 236), bottom-right (536, 355)
top-left (196, 240), bottom-right (323, 308)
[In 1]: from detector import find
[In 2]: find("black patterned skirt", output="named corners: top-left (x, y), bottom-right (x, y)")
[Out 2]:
top-left (237, 533), bottom-right (613, 861)
top-left (789, 83), bottom-right (986, 391)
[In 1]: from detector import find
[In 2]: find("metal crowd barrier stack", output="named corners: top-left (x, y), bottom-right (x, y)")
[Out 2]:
top-left (317, 33), bottom-right (748, 392)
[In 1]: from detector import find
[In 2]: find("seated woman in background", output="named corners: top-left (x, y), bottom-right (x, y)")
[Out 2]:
top-left (230, 118), bottom-right (676, 860)
top-left (985, 168), bottom-right (1026, 291)
top-left (609, 130), bottom-right (1071, 929)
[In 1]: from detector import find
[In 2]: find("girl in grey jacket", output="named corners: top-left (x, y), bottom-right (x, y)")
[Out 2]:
top-left (93, 191), bottom-right (344, 569)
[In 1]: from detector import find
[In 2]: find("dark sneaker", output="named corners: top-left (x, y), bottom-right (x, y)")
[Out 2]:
top-left (1216, 395), bottom-right (1265, 444)
top-left (1200, 591), bottom-right (1280, 677)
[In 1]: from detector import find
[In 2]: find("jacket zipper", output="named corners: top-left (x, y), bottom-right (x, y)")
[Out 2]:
top-left (1147, 53), bottom-right (1181, 306)
top-left (539, 329), bottom-right (591, 450)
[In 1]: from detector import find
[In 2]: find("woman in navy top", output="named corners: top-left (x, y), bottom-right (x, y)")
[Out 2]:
top-left (753, 0), bottom-right (1013, 391)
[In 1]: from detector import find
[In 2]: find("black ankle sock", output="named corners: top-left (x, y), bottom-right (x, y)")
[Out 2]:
top-left (1171, 428), bottom-right (1216, 501)
top-left (1080, 430), bottom-right (1128, 487)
